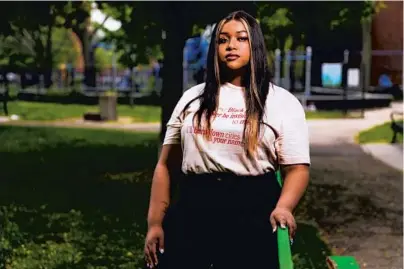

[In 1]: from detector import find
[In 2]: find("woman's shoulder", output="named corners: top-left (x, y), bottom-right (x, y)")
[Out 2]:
top-left (176, 83), bottom-right (205, 107)
top-left (267, 83), bottom-right (304, 111)
top-left (183, 83), bottom-right (205, 98)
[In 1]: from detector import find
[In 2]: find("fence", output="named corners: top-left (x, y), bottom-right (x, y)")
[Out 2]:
top-left (0, 65), bottom-right (163, 99)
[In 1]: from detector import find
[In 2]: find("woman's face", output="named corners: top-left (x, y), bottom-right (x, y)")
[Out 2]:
top-left (217, 19), bottom-right (251, 71)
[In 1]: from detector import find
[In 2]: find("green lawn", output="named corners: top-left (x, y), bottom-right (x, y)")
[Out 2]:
top-left (305, 110), bottom-right (361, 119)
top-left (0, 101), bottom-right (161, 122)
top-left (357, 121), bottom-right (403, 144)
top-left (0, 126), bottom-right (332, 268)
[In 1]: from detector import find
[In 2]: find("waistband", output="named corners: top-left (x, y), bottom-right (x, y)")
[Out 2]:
top-left (182, 171), bottom-right (276, 182)
top-left (176, 171), bottom-right (280, 212)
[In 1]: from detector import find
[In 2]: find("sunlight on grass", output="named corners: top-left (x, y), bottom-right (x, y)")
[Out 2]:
top-left (306, 110), bottom-right (361, 119)
top-left (0, 101), bottom-right (161, 122)
top-left (357, 121), bottom-right (402, 144)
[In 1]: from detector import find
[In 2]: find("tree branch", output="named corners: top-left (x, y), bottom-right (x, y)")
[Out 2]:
top-left (90, 15), bottom-right (110, 41)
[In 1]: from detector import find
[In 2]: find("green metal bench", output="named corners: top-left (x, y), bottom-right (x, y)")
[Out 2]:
top-left (275, 171), bottom-right (360, 269)
top-left (390, 111), bottom-right (403, 143)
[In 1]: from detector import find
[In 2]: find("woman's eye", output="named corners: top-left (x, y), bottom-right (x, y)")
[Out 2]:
top-left (218, 38), bottom-right (228, 44)
top-left (238, 37), bottom-right (248, 42)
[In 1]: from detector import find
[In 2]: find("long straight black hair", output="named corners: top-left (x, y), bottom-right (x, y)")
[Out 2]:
top-left (182, 10), bottom-right (273, 156)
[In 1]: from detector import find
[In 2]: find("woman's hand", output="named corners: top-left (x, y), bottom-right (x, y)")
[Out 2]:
top-left (269, 206), bottom-right (296, 241)
top-left (144, 225), bottom-right (165, 268)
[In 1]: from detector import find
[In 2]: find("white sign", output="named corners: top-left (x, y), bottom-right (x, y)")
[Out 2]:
top-left (347, 68), bottom-right (360, 87)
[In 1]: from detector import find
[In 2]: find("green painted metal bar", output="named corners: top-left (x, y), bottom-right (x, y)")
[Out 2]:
top-left (276, 170), bottom-right (361, 269)
top-left (326, 256), bottom-right (361, 269)
top-left (276, 170), bottom-right (294, 269)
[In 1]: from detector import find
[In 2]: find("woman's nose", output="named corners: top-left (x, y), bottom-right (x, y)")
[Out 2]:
top-left (226, 38), bottom-right (237, 50)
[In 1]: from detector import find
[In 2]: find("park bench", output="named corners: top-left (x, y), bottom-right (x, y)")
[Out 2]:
top-left (276, 171), bottom-right (360, 269)
top-left (390, 111), bottom-right (403, 143)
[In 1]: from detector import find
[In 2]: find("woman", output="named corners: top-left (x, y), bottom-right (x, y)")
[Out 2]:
top-left (144, 10), bottom-right (310, 269)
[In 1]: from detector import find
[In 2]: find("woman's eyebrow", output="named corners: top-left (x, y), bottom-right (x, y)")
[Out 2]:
top-left (219, 30), bottom-right (248, 35)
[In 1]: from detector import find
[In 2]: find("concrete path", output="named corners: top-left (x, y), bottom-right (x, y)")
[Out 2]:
top-left (307, 102), bottom-right (403, 171)
top-left (362, 143), bottom-right (403, 171)
top-left (305, 102), bottom-right (403, 269)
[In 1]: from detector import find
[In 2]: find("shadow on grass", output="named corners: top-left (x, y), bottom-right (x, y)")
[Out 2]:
top-left (0, 126), bottom-right (158, 268)
top-left (0, 126), bottom-right (332, 269)
top-left (291, 223), bottom-right (332, 269)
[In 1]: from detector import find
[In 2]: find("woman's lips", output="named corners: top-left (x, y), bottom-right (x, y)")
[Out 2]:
top-left (226, 54), bottom-right (240, 61)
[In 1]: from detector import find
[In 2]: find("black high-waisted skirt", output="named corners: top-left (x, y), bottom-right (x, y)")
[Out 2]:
top-left (151, 172), bottom-right (281, 269)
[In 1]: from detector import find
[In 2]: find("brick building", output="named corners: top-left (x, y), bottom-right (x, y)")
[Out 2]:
top-left (371, 1), bottom-right (403, 86)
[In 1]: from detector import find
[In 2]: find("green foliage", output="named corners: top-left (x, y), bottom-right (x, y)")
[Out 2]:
top-left (52, 28), bottom-right (80, 68)
top-left (94, 47), bottom-right (114, 68)
top-left (357, 121), bottom-right (403, 144)
top-left (103, 2), bottom-right (165, 66)
top-left (0, 205), bottom-right (24, 268)
top-left (329, 1), bottom-right (386, 30)
top-left (0, 126), bottom-right (158, 268)
top-left (0, 2), bottom-right (79, 70)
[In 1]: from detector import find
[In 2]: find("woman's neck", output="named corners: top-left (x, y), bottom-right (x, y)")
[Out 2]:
top-left (223, 69), bottom-right (246, 87)
top-left (228, 76), bottom-right (243, 87)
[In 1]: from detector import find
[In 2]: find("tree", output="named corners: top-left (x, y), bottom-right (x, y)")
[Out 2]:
top-left (62, 1), bottom-right (128, 87)
top-left (0, 2), bottom-right (74, 87)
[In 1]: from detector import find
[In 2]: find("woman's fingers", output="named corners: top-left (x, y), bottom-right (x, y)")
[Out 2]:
top-left (144, 226), bottom-right (164, 268)
top-left (145, 242), bottom-right (158, 268)
top-left (271, 209), bottom-right (297, 242)
top-left (286, 215), bottom-right (297, 240)
top-left (158, 234), bottom-right (165, 255)
top-left (144, 244), bottom-right (153, 268)
top-left (151, 242), bottom-right (158, 267)
top-left (269, 214), bottom-right (277, 233)
top-left (279, 217), bottom-right (287, 229)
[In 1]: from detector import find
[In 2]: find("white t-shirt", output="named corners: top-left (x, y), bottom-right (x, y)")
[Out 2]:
top-left (163, 82), bottom-right (310, 176)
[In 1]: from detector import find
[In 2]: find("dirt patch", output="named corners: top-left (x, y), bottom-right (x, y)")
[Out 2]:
top-left (297, 143), bottom-right (403, 269)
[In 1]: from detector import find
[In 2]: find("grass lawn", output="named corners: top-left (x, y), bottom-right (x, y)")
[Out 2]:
top-left (0, 126), bottom-right (332, 268)
top-left (0, 101), bottom-right (161, 122)
top-left (356, 121), bottom-right (402, 144)
top-left (305, 110), bottom-right (361, 119)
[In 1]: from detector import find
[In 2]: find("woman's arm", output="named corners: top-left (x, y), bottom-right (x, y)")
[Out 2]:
top-left (270, 164), bottom-right (309, 238)
top-left (276, 164), bottom-right (310, 212)
top-left (147, 144), bottom-right (183, 228)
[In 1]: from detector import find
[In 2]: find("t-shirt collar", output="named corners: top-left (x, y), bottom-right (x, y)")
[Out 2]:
top-left (222, 82), bottom-right (244, 91)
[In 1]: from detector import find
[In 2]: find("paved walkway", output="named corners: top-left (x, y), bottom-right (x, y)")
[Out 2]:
top-left (361, 143), bottom-right (403, 171)
top-left (305, 102), bottom-right (402, 269)
top-left (307, 102), bottom-right (403, 171)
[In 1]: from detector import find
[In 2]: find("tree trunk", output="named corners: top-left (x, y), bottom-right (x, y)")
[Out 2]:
top-left (75, 16), bottom-right (96, 87)
top-left (2, 70), bottom-right (9, 116)
top-left (289, 43), bottom-right (297, 92)
top-left (361, 18), bottom-right (372, 90)
top-left (160, 7), bottom-right (189, 142)
top-left (44, 22), bottom-right (53, 89)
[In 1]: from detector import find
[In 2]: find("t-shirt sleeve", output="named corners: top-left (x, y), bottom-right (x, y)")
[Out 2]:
top-left (276, 96), bottom-right (311, 166)
top-left (163, 85), bottom-right (202, 145)
top-left (163, 96), bottom-right (187, 145)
